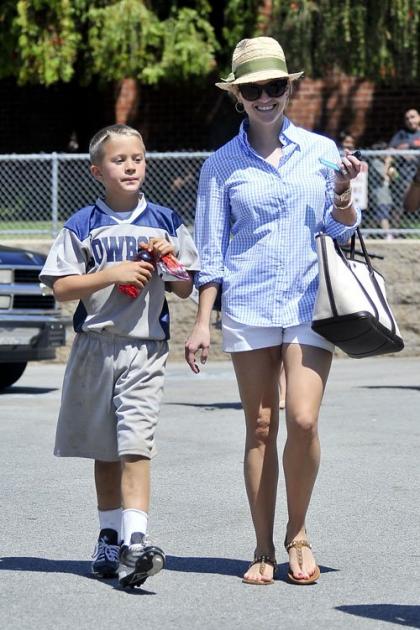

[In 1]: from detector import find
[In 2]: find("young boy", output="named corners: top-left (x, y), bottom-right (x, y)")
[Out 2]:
top-left (40, 124), bottom-right (200, 588)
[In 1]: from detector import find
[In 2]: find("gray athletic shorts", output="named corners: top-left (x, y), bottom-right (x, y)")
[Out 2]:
top-left (54, 332), bottom-right (169, 461)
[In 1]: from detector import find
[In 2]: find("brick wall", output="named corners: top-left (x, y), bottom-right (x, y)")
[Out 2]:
top-left (0, 73), bottom-right (419, 152)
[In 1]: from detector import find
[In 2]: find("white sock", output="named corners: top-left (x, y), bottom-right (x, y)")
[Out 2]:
top-left (122, 509), bottom-right (148, 546)
top-left (98, 508), bottom-right (122, 540)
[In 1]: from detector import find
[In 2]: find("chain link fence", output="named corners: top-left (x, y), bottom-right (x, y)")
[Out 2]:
top-left (0, 150), bottom-right (419, 239)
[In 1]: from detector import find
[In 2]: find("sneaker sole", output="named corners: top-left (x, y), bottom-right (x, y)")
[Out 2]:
top-left (119, 547), bottom-right (165, 589)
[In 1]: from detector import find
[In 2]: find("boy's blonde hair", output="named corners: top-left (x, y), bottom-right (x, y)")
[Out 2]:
top-left (89, 124), bottom-right (145, 165)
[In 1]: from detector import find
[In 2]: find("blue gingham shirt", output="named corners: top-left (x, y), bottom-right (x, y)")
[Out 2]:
top-left (194, 117), bottom-right (361, 327)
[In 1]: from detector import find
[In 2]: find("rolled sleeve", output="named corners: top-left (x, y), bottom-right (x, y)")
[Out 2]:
top-left (324, 206), bottom-right (361, 244)
top-left (194, 158), bottom-right (231, 288)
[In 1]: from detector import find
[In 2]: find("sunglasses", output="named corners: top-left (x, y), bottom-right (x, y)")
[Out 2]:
top-left (238, 79), bottom-right (289, 101)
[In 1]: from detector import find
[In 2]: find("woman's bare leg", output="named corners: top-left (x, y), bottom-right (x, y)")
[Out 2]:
top-left (232, 346), bottom-right (282, 583)
top-left (282, 343), bottom-right (332, 579)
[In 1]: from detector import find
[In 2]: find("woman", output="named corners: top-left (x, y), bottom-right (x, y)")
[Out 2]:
top-left (185, 37), bottom-right (362, 585)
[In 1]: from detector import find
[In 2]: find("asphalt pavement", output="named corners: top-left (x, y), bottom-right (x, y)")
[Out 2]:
top-left (1, 356), bottom-right (419, 630)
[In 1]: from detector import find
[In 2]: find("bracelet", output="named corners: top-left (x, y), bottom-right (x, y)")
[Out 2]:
top-left (334, 199), bottom-right (353, 211)
top-left (334, 187), bottom-right (352, 206)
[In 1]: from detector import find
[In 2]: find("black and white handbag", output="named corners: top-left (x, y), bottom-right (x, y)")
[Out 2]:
top-left (312, 228), bottom-right (404, 358)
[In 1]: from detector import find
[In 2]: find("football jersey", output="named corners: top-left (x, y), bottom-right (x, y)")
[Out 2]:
top-left (40, 196), bottom-right (200, 340)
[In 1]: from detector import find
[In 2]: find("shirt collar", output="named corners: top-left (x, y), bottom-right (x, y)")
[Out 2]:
top-left (96, 194), bottom-right (147, 223)
top-left (239, 116), bottom-right (301, 152)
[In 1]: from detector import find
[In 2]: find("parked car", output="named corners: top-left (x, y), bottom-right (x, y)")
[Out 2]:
top-left (0, 244), bottom-right (66, 389)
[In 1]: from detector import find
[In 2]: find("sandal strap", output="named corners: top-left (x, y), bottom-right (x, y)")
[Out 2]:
top-left (284, 540), bottom-right (312, 571)
top-left (248, 554), bottom-right (278, 575)
top-left (285, 539), bottom-right (312, 552)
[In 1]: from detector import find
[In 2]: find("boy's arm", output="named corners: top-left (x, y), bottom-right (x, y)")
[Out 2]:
top-left (146, 237), bottom-right (195, 299)
top-left (167, 272), bottom-right (194, 299)
top-left (52, 260), bottom-right (154, 302)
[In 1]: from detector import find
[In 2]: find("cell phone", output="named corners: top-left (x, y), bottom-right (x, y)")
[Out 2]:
top-left (319, 150), bottom-right (363, 172)
top-left (319, 158), bottom-right (341, 172)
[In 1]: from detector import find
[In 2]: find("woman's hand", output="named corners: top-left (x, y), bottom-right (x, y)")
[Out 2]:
top-left (335, 149), bottom-right (366, 191)
top-left (185, 322), bottom-right (211, 374)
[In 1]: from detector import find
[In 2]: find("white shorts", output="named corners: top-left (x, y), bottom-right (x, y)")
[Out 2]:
top-left (222, 313), bottom-right (334, 353)
top-left (54, 332), bottom-right (168, 462)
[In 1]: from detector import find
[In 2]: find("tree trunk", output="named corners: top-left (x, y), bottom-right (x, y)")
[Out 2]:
top-left (257, 0), bottom-right (273, 34)
top-left (114, 78), bottom-right (139, 124)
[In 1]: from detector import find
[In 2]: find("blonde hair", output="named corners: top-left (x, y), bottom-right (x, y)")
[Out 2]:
top-left (89, 124), bottom-right (145, 164)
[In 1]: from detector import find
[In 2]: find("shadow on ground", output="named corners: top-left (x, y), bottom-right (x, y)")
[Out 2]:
top-left (336, 604), bottom-right (420, 628)
top-left (166, 402), bottom-right (242, 410)
top-left (0, 555), bottom-right (338, 587)
top-left (166, 556), bottom-right (338, 582)
top-left (360, 385), bottom-right (420, 392)
top-left (0, 386), bottom-right (58, 395)
top-left (0, 557), bottom-right (155, 595)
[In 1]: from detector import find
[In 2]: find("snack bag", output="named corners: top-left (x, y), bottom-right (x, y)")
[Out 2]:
top-left (118, 248), bottom-right (189, 298)
top-left (156, 253), bottom-right (190, 281)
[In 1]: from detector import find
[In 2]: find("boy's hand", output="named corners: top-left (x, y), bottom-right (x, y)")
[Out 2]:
top-left (110, 260), bottom-right (154, 289)
top-left (142, 238), bottom-right (175, 260)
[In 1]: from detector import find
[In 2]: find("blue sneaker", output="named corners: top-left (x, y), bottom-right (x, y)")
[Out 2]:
top-left (118, 532), bottom-right (165, 589)
top-left (91, 528), bottom-right (120, 578)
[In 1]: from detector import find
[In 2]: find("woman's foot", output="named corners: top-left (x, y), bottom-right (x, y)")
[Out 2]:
top-left (284, 530), bottom-right (320, 584)
top-left (242, 550), bottom-right (277, 585)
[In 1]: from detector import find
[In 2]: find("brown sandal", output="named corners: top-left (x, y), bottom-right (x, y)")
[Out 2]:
top-left (242, 554), bottom-right (277, 585)
top-left (284, 538), bottom-right (320, 585)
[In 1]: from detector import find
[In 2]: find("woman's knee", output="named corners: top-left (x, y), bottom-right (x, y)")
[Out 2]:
top-left (247, 411), bottom-right (278, 447)
top-left (287, 411), bottom-right (318, 439)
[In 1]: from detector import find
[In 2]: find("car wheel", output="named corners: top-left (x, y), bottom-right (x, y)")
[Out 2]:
top-left (0, 362), bottom-right (28, 390)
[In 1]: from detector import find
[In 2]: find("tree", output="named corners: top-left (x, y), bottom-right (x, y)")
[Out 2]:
top-left (3, 1), bottom-right (218, 87)
top-left (1, 1), bottom-right (219, 123)
top-left (1, 1), bottom-right (419, 88)
top-left (222, 1), bottom-right (420, 82)
top-left (255, 0), bottom-right (420, 82)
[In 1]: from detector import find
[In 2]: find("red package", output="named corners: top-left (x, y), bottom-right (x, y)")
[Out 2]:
top-left (157, 253), bottom-right (190, 281)
top-left (118, 248), bottom-right (190, 298)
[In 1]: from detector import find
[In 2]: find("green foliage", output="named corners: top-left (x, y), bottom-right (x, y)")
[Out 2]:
top-left (87, 1), bottom-right (218, 84)
top-left (159, 8), bottom-right (218, 81)
top-left (87, 1), bottom-right (164, 83)
top-left (0, 1), bottom-right (19, 79)
top-left (15, 0), bottom-right (82, 85)
top-left (0, 0), bottom-right (418, 86)
top-left (222, 1), bottom-right (262, 51)
top-left (269, 0), bottom-right (420, 82)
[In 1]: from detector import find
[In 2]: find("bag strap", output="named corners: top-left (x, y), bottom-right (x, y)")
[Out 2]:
top-left (355, 227), bottom-right (374, 273)
top-left (337, 228), bottom-right (383, 270)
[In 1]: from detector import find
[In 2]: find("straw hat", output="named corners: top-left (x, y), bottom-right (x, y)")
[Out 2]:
top-left (216, 37), bottom-right (303, 92)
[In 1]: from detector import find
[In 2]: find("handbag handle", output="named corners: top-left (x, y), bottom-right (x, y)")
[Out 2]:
top-left (343, 228), bottom-right (380, 272)
top-left (355, 228), bottom-right (374, 272)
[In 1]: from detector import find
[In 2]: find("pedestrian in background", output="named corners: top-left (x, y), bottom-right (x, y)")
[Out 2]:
top-left (185, 37), bottom-right (363, 585)
top-left (370, 141), bottom-right (396, 239)
top-left (388, 109), bottom-right (420, 225)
